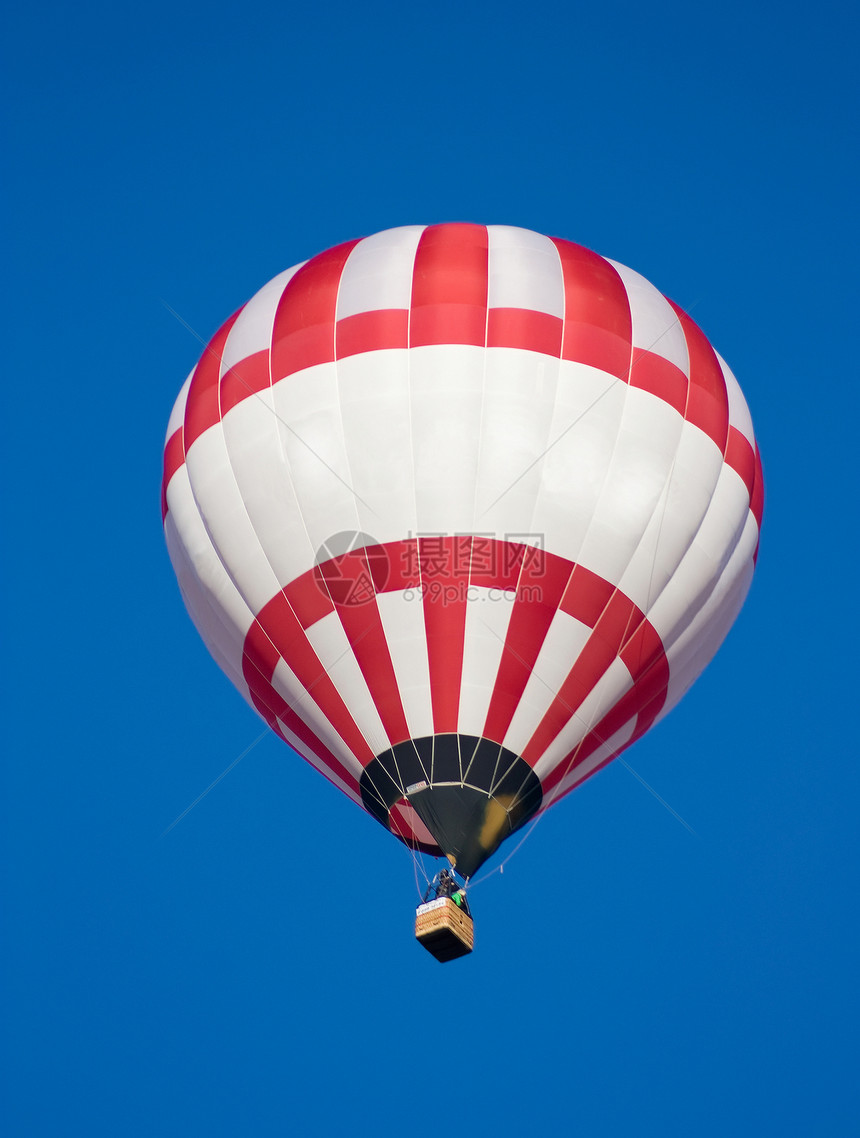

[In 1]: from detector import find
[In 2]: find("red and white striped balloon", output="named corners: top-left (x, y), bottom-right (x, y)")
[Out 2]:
top-left (162, 224), bottom-right (762, 876)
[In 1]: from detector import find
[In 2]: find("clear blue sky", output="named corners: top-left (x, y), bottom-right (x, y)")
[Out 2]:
top-left (4, 2), bottom-right (858, 1134)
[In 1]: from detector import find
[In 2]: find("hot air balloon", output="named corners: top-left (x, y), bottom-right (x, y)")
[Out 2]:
top-left (162, 224), bottom-right (762, 960)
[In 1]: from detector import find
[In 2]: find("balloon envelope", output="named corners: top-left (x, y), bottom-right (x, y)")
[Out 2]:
top-left (162, 224), bottom-right (763, 876)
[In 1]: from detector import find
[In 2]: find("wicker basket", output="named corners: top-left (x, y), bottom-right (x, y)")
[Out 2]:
top-left (415, 897), bottom-right (474, 962)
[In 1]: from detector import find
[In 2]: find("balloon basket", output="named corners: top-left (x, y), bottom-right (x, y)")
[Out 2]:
top-left (415, 898), bottom-right (474, 962)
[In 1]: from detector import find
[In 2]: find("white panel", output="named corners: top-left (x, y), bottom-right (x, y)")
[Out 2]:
top-left (274, 718), bottom-right (364, 807)
top-left (165, 371), bottom-right (194, 440)
top-left (615, 472), bottom-right (679, 616)
top-left (410, 345), bottom-right (485, 534)
top-left (474, 347), bottom-right (561, 539)
top-left (458, 586), bottom-right (518, 737)
top-left (335, 349), bottom-right (418, 542)
top-left (166, 524), bottom-right (252, 701)
top-left (222, 265), bottom-right (304, 372)
top-left (501, 612), bottom-right (592, 758)
top-left (646, 460), bottom-right (752, 648)
top-left (271, 361), bottom-right (364, 556)
top-left (659, 567), bottom-right (753, 721)
top-left (221, 389), bottom-right (318, 586)
top-left (617, 421), bottom-right (725, 625)
top-left (376, 590), bottom-right (434, 741)
top-left (606, 394), bottom-right (725, 615)
top-left (336, 226), bottom-right (424, 319)
top-left (576, 385), bottom-right (685, 592)
top-left (526, 362), bottom-right (626, 565)
top-left (531, 657), bottom-right (634, 779)
top-left (302, 610), bottom-right (389, 757)
top-left (164, 464), bottom-right (256, 647)
top-left (685, 465), bottom-right (751, 569)
top-left (608, 259), bottom-right (690, 372)
top-left (269, 654), bottom-right (372, 776)
top-left (486, 226), bottom-right (565, 316)
top-left (718, 352), bottom-right (755, 445)
top-left (185, 425), bottom-right (283, 615)
top-left (658, 513), bottom-right (758, 718)
top-left (166, 546), bottom-right (253, 709)
top-left (543, 722), bottom-right (637, 807)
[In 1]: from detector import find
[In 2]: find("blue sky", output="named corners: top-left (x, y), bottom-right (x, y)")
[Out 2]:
top-left (4, 1), bottom-right (858, 1134)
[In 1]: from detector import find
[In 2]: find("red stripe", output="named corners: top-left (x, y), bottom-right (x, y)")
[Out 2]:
top-left (559, 563), bottom-right (615, 624)
top-left (170, 236), bottom-right (757, 561)
top-left (244, 540), bottom-right (670, 772)
top-left (750, 442), bottom-right (764, 530)
top-left (545, 684), bottom-right (669, 808)
top-left (468, 536), bottom-right (522, 592)
top-left (161, 426), bottom-right (185, 520)
top-left (220, 349), bottom-right (270, 417)
top-left (552, 239), bottom-right (632, 379)
top-left (482, 548), bottom-right (574, 743)
top-left (388, 803), bottom-right (442, 855)
top-left (382, 537), bottom-right (421, 592)
top-left (620, 613), bottom-right (665, 679)
top-left (420, 535), bottom-right (472, 733)
top-left (540, 648), bottom-right (670, 796)
top-left (284, 569), bottom-right (334, 630)
top-left (317, 549), bottom-right (410, 745)
top-left (629, 348), bottom-right (688, 416)
top-left (670, 301), bottom-right (730, 450)
top-left (724, 425), bottom-right (756, 500)
top-left (176, 305), bottom-right (749, 469)
top-left (244, 592), bottom-right (374, 767)
top-left (270, 240), bottom-right (360, 381)
top-left (521, 631), bottom-right (619, 765)
top-left (242, 625), bottom-right (362, 796)
top-left (336, 596), bottom-right (411, 744)
top-left (183, 309), bottom-right (243, 450)
top-left (486, 308), bottom-right (563, 356)
top-left (576, 656), bottom-right (669, 767)
top-left (751, 443), bottom-right (764, 562)
top-left (335, 309), bottom-right (409, 359)
top-left (237, 526), bottom-right (753, 791)
top-left (410, 223), bottom-right (488, 347)
top-left (522, 588), bottom-right (641, 764)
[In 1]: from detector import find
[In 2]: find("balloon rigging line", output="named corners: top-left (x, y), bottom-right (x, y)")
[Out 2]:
top-left (616, 758), bottom-right (697, 836)
top-left (159, 729), bottom-right (270, 838)
top-left (465, 613), bottom-right (696, 883)
top-left (252, 614), bottom-right (448, 883)
top-left (467, 634), bottom-right (612, 888)
top-left (469, 814), bottom-right (544, 887)
top-left (160, 620), bottom-right (378, 838)
top-left (501, 617), bottom-right (695, 833)
top-left (410, 845), bottom-right (434, 902)
top-left (476, 611), bottom-right (634, 816)
top-left (160, 299), bottom-right (379, 518)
